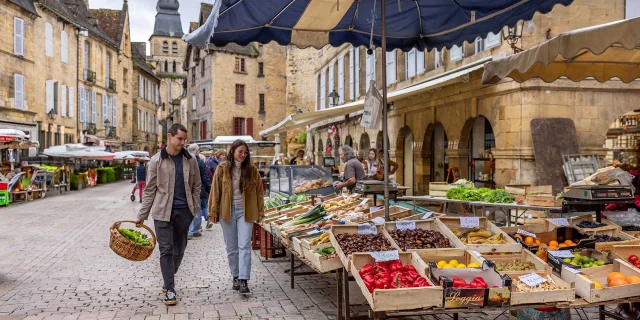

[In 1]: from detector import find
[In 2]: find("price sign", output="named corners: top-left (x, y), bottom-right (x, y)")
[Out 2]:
top-left (562, 265), bottom-right (580, 274)
top-left (370, 206), bottom-right (381, 213)
top-left (307, 229), bottom-right (321, 235)
top-left (278, 216), bottom-right (288, 221)
top-left (460, 217), bottom-right (480, 228)
top-left (358, 222), bottom-right (378, 235)
top-left (368, 250), bottom-right (400, 262)
top-left (324, 213), bottom-right (335, 220)
top-left (517, 229), bottom-right (537, 239)
top-left (526, 213), bottom-right (533, 219)
top-left (421, 212), bottom-right (434, 220)
top-left (359, 198), bottom-right (370, 206)
top-left (471, 250), bottom-right (483, 258)
top-left (549, 250), bottom-right (575, 258)
top-left (519, 273), bottom-right (547, 287)
top-left (396, 221), bottom-right (416, 231)
top-left (549, 218), bottom-right (569, 227)
top-left (371, 217), bottom-right (386, 225)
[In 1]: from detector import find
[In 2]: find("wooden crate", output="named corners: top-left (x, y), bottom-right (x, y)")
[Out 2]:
top-left (382, 220), bottom-right (459, 252)
top-left (369, 206), bottom-right (414, 220)
top-left (436, 217), bottom-right (522, 253)
top-left (309, 251), bottom-right (343, 273)
top-left (610, 245), bottom-right (640, 271)
top-left (478, 249), bottom-right (550, 276)
top-left (525, 185), bottom-right (553, 195)
top-left (428, 182), bottom-right (472, 197)
top-left (591, 230), bottom-right (640, 253)
top-left (300, 232), bottom-right (332, 260)
top-left (398, 212), bottom-right (446, 221)
top-left (504, 185), bottom-right (530, 196)
top-left (548, 214), bottom-right (619, 235)
top-left (507, 271), bottom-right (574, 305)
top-left (351, 252), bottom-right (443, 311)
top-left (525, 194), bottom-right (561, 207)
top-left (411, 248), bottom-right (485, 274)
top-left (574, 259), bottom-right (640, 303)
top-left (329, 224), bottom-right (390, 271)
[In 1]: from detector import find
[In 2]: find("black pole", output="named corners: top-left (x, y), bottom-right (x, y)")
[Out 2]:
top-left (381, 0), bottom-right (390, 221)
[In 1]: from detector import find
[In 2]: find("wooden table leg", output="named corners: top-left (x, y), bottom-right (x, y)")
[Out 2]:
top-left (337, 268), bottom-right (344, 320)
top-left (343, 267), bottom-right (350, 320)
top-left (290, 251), bottom-right (295, 289)
top-left (599, 305), bottom-right (605, 320)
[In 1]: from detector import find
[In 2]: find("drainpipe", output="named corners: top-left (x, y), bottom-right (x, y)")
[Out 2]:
top-left (76, 28), bottom-right (88, 143)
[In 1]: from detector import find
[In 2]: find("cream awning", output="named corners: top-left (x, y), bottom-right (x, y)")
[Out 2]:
top-left (260, 58), bottom-right (490, 136)
top-left (483, 17), bottom-right (640, 84)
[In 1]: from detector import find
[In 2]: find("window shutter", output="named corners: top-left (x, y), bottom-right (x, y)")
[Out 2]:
top-left (354, 47), bottom-right (360, 98)
top-left (102, 94), bottom-right (108, 123)
top-left (79, 87), bottom-right (84, 122)
top-left (366, 52), bottom-right (374, 90)
top-left (407, 49), bottom-right (416, 79)
top-left (320, 70), bottom-right (326, 110)
top-left (435, 50), bottom-right (442, 68)
top-left (338, 56), bottom-right (344, 104)
top-left (112, 96), bottom-right (117, 127)
top-left (246, 118), bottom-right (253, 137)
top-left (61, 31), bottom-right (68, 63)
top-left (192, 94), bottom-right (196, 110)
top-left (232, 118), bottom-right (238, 135)
top-left (45, 23), bottom-right (53, 57)
top-left (386, 51), bottom-right (396, 86)
top-left (137, 109), bottom-right (141, 130)
top-left (61, 85), bottom-right (67, 117)
top-left (328, 63), bottom-right (334, 106)
top-left (53, 82), bottom-right (59, 114)
top-left (91, 90), bottom-right (96, 123)
top-left (450, 45), bottom-right (462, 61)
top-left (139, 75), bottom-right (143, 97)
top-left (485, 32), bottom-right (501, 49)
top-left (349, 47), bottom-right (355, 101)
top-left (14, 18), bottom-right (24, 56)
top-left (315, 75), bottom-right (319, 110)
top-left (68, 87), bottom-right (74, 118)
top-left (46, 80), bottom-right (54, 113)
top-left (14, 74), bottom-right (24, 110)
top-left (417, 50), bottom-right (425, 74)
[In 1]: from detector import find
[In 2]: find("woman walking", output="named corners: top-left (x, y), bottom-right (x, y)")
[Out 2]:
top-left (209, 140), bottom-right (264, 295)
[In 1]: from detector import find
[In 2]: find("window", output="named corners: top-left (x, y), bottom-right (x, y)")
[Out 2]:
top-left (258, 62), bottom-right (264, 76)
top-left (172, 42), bottom-right (178, 55)
top-left (450, 45), bottom-right (462, 61)
top-left (202, 89), bottom-right (206, 107)
top-left (328, 63), bottom-right (334, 106)
top-left (45, 23), bottom-right (53, 57)
top-left (235, 84), bottom-right (245, 104)
top-left (233, 117), bottom-right (252, 136)
top-left (627, 0), bottom-right (640, 18)
top-left (475, 32), bottom-right (500, 53)
top-left (435, 50), bottom-right (442, 68)
top-left (320, 70), bottom-right (326, 110)
top-left (103, 94), bottom-right (109, 124)
top-left (61, 31), bottom-right (68, 63)
top-left (235, 57), bottom-right (246, 73)
top-left (61, 84), bottom-right (67, 117)
top-left (474, 37), bottom-right (485, 54)
top-left (201, 59), bottom-right (205, 76)
top-left (173, 61), bottom-right (176, 73)
top-left (405, 48), bottom-right (425, 79)
top-left (191, 94), bottom-right (196, 110)
top-left (337, 56), bottom-right (344, 104)
top-left (164, 60), bottom-right (168, 73)
top-left (79, 87), bottom-right (85, 123)
top-left (106, 52), bottom-right (111, 84)
top-left (123, 68), bottom-right (128, 88)
top-left (14, 18), bottom-right (24, 56)
top-left (138, 74), bottom-right (143, 97)
top-left (366, 50), bottom-right (376, 90)
top-left (13, 74), bottom-right (24, 110)
top-left (112, 96), bottom-right (117, 127)
top-left (91, 90), bottom-right (97, 124)
top-left (386, 51), bottom-right (396, 86)
top-left (84, 41), bottom-right (90, 78)
top-left (259, 94), bottom-right (265, 113)
top-left (68, 87), bottom-right (74, 117)
top-left (163, 41), bottom-right (168, 54)
top-left (191, 67), bottom-right (196, 85)
top-left (137, 109), bottom-right (141, 130)
top-left (46, 80), bottom-right (54, 114)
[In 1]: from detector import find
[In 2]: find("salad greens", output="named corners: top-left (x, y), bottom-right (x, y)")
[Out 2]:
top-left (446, 186), bottom-right (514, 203)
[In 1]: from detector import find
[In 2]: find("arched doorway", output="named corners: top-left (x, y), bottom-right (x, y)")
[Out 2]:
top-left (360, 133), bottom-right (371, 156)
top-left (345, 135), bottom-right (353, 148)
top-left (424, 123), bottom-right (448, 182)
top-left (463, 116), bottom-right (496, 187)
top-left (397, 127), bottom-right (415, 196)
top-left (317, 139), bottom-right (324, 165)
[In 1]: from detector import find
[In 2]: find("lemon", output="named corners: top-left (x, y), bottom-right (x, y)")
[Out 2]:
top-left (592, 280), bottom-right (603, 289)
top-left (442, 264), bottom-right (453, 268)
top-left (456, 264), bottom-right (467, 268)
top-left (437, 260), bottom-right (447, 268)
top-left (449, 260), bottom-right (459, 267)
top-left (467, 262), bottom-right (481, 268)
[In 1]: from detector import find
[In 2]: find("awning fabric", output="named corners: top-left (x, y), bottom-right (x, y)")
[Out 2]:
top-left (483, 17), bottom-right (640, 84)
top-left (200, 0), bottom-right (573, 52)
top-left (259, 58), bottom-right (489, 136)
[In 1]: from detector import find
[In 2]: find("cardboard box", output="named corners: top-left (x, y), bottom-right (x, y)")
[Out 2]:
top-left (574, 259), bottom-right (640, 303)
top-left (383, 220), bottom-right (460, 252)
top-left (503, 225), bottom-right (594, 253)
top-left (436, 217), bottom-right (522, 253)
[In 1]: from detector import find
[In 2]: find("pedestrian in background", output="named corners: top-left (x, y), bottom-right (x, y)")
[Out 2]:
top-left (134, 123), bottom-right (201, 306)
top-left (209, 139), bottom-right (264, 295)
top-left (132, 161), bottom-right (146, 203)
top-left (187, 144), bottom-right (211, 240)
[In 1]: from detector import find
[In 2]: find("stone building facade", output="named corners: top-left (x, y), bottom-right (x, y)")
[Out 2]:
top-left (274, 0), bottom-right (640, 195)
top-left (131, 42), bottom-right (161, 154)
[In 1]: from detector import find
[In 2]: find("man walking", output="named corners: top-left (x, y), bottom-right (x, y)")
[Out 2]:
top-left (134, 123), bottom-right (201, 306)
top-left (132, 161), bottom-right (146, 203)
top-left (187, 144), bottom-right (211, 239)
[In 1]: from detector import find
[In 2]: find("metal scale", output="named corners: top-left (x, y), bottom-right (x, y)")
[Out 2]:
top-left (354, 180), bottom-right (398, 194)
top-left (562, 185), bottom-right (634, 222)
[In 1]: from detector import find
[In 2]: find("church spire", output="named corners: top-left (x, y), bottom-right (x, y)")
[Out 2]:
top-left (152, 0), bottom-right (184, 38)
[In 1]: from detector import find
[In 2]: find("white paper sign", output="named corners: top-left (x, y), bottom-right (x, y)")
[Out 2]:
top-left (525, 213), bottom-right (533, 219)
top-left (396, 221), bottom-right (416, 231)
top-left (471, 250), bottom-right (483, 258)
top-left (421, 212), bottom-right (434, 220)
top-left (549, 250), bottom-right (575, 258)
top-left (359, 198), bottom-right (370, 206)
top-left (278, 216), bottom-right (288, 221)
top-left (460, 217), bottom-right (480, 228)
top-left (307, 229), bottom-right (321, 235)
top-left (370, 206), bottom-right (381, 213)
top-left (549, 218), bottom-right (569, 227)
top-left (368, 250), bottom-right (400, 262)
top-left (358, 222), bottom-right (378, 235)
top-left (371, 217), bottom-right (386, 225)
top-left (562, 265), bottom-right (580, 274)
top-left (324, 213), bottom-right (335, 220)
top-left (517, 229), bottom-right (537, 239)
top-left (519, 273), bottom-right (547, 287)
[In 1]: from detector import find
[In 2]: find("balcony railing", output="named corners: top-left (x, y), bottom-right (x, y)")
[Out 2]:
top-left (108, 78), bottom-right (117, 92)
top-left (106, 126), bottom-right (117, 138)
top-left (84, 69), bottom-right (96, 84)
top-left (86, 123), bottom-right (97, 135)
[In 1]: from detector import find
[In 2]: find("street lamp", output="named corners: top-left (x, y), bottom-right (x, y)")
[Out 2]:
top-left (46, 109), bottom-right (57, 120)
top-left (104, 119), bottom-right (110, 126)
top-left (502, 20), bottom-right (525, 54)
top-left (329, 90), bottom-right (340, 108)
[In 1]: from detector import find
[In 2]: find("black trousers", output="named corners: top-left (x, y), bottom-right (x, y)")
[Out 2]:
top-left (154, 207), bottom-right (192, 291)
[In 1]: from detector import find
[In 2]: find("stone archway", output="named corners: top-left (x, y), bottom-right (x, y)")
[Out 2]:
top-left (395, 126), bottom-right (414, 192)
top-left (345, 135), bottom-right (353, 148)
top-left (359, 132), bottom-right (371, 156)
top-left (317, 138), bottom-right (324, 165)
top-left (423, 122), bottom-right (448, 183)
top-left (460, 115), bottom-right (496, 184)
top-left (376, 131), bottom-right (384, 150)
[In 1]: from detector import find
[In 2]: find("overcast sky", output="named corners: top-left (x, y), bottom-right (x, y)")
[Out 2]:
top-left (89, 0), bottom-right (202, 54)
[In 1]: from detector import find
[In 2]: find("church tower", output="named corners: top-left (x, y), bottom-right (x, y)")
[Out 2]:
top-left (149, 0), bottom-right (186, 141)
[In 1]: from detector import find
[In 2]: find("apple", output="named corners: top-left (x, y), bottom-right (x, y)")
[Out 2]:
top-left (629, 255), bottom-right (639, 265)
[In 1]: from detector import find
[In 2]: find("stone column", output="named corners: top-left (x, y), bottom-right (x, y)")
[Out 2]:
top-left (274, 133), bottom-right (281, 156)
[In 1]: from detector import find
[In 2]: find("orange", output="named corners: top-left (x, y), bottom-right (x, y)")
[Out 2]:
top-left (627, 276), bottom-right (640, 284)
top-left (549, 240), bottom-right (559, 247)
top-left (558, 244), bottom-right (568, 248)
top-left (579, 274), bottom-right (590, 279)
top-left (607, 272), bottom-right (627, 284)
top-left (609, 278), bottom-right (630, 287)
top-left (515, 234), bottom-right (523, 241)
top-left (564, 240), bottom-right (573, 245)
top-left (524, 237), bottom-right (534, 245)
top-left (534, 239), bottom-right (541, 245)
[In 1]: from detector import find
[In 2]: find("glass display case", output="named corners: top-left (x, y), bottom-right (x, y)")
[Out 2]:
top-left (269, 165), bottom-right (334, 196)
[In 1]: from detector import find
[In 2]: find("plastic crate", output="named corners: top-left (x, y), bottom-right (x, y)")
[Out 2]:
top-left (259, 228), bottom-right (286, 258)
top-left (251, 223), bottom-right (261, 250)
top-left (0, 190), bottom-right (9, 206)
top-left (0, 182), bottom-right (8, 191)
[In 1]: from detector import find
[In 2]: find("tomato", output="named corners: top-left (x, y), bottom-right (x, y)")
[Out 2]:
top-left (628, 255), bottom-right (639, 265)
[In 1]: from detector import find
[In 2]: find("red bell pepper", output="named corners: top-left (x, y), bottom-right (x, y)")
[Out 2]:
top-left (402, 265), bottom-right (417, 273)
top-left (388, 259), bottom-right (403, 272)
top-left (374, 261), bottom-right (389, 270)
top-left (359, 264), bottom-right (375, 278)
top-left (471, 277), bottom-right (488, 289)
top-left (362, 274), bottom-right (376, 293)
top-left (375, 276), bottom-right (391, 290)
top-left (389, 274), bottom-right (402, 289)
top-left (452, 277), bottom-right (467, 288)
top-left (404, 271), bottom-right (420, 283)
top-left (375, 265), bottom-right (389, 275)
top-left (413, 277), bottom-right (430, 287)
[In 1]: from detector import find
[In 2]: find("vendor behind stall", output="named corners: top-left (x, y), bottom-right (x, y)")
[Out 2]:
top-left (334, 145), bottom-right (365, 193)
top-left (372, 149), bottom-right (399, 181)
top-left (289, 150), bottom-right (305, 165)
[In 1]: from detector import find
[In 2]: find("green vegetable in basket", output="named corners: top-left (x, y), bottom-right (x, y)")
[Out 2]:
top-left (119, 228), bottom-right (151, 246)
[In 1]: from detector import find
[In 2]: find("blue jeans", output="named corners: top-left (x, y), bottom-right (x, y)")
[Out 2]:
top-left (188, 198), bottom-right (208, 236)
top-left (220, 204), bottom-right (253, 280)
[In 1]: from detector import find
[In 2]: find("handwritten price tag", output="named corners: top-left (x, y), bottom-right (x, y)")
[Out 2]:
top-left (549, 218), bottom-right (569, 227)
top-left (368, 250), bottom-right (400, 262)
top-left (460, 217), bottom-right (480, 228)
top-left (549, 250), bottom-right (575, 258)
top-left (358, 222), bottom-right (378, 235)
top-left (359, 198), bottom-right (370, 206)
top-left (396, 221), bottom-right (416, 231)
top-left (278, 216), bottom-right (288, 221)
top-left (517, 229), bottom-right (537, 239)
top-left (371, 217), bottom-right (386, 225)
top-left (519, 273), bottom-right (547, 287)
top-left (324, 213), bottom-right (335, 220)
top-left (307, 229), bottom-right (321, 235)
top-left (562, 265), bottom-right (580, 274)
top-left (471, 250), bottom-right (483, 258)
top-left (422, 212), bottom-right (434, 220)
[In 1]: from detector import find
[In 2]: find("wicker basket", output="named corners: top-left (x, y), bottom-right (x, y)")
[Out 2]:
top-left (110, 220), bottom-right (156, 261)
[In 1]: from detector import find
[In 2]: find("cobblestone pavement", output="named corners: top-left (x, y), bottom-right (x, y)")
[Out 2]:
top-left (0, 182), bottom-right (611, 320)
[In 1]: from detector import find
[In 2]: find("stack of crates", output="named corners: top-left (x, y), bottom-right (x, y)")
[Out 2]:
top-left (259, 228), bottom-right (286, 258)
top-left (0, 182), bottom-right (9, 206)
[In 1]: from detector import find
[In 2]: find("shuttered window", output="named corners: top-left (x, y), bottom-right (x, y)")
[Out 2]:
top-left (14, 18), bottom-right (24, 56)
top-left (450, 45), bottom-right (462, 61)
top-left (112, 97), bottom-right (118, 127)
top-left (354, 47), bottom-right (360, 98)
top-left (102, 94), bottom-right (108, 124)
top-left (406, 49), bottom-right (416, 79)
top-left (14, 74), bottom-right (24, 110)
top-left (349, 48), bottom-right (355, 101)
top-left (79, 87), bottom-right (85, 122)
top-left (366, 51), bottom-right (376, 90)
top-left (138, 75), bottom-right (143, 97)
top-left (246, 118), bottom-right (253, 137)
top-left (61, 84), bottom-right (67, 117)
top-left (46, 80), bottom-right (54, 113)
top-left (435, 50), bottom-right (442, 68)
top-left (417, 50), bottom-right (425, 74)
top-left (235, 84), bottom-right (245, 104)
top-left (328, 63), bottom-right (334, 107)
top-left (233, 117), bottom-right (245, 135)
top-left (320, 70), bottom-right (326, 110)
top-left (61, 31), bottom-right (68, 63)
top-left (386, 51), bottom-right (396, 86)
top-left (91, 90), bottom-right (97, 124)
top-left (485, 32), bottom-right (501, 49)
top-left (45, 23), bottom-right (53, 57)
top-left (68, 87), bottom-right (74, 118)
top-left (192, 94), bottom-right (196, 110)
top-left (338, 56), bottom-right (344, 104)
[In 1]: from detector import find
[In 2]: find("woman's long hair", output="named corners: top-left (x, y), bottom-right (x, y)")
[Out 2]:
top-left (227, 140), bottom-right (252, 191)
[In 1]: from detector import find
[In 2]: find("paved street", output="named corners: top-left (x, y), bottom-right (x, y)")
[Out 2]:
top-left (0, 182), bottom-right (606, 320)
